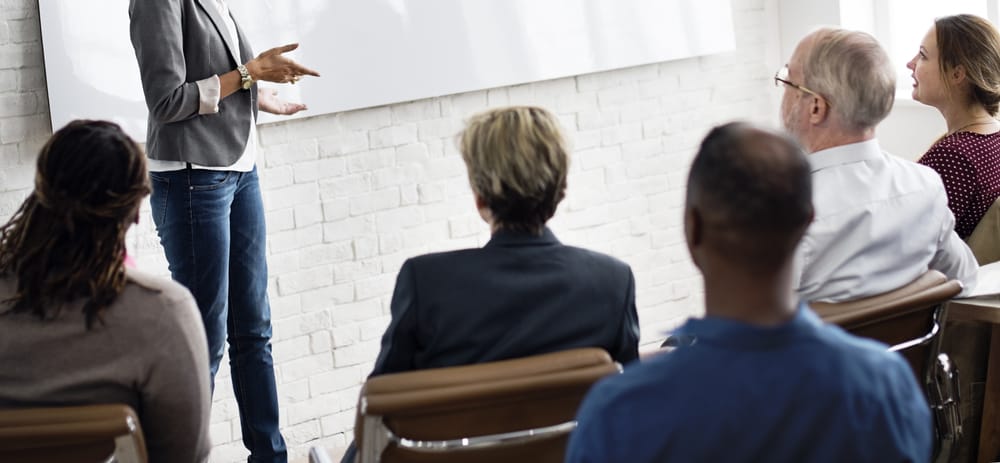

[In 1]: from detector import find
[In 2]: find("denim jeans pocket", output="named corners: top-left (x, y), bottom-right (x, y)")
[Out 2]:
top-left (187, 170), bottom-right (234, 191)
top-left (149, 173), bottom-right (170, 226)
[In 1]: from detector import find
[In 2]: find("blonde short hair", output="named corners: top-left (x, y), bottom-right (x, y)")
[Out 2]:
top-left (459, 106), bottom-right (568, 234)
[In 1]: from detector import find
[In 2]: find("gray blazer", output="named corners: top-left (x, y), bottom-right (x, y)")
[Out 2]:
top-left (129, 0), bottom-right (258, 167)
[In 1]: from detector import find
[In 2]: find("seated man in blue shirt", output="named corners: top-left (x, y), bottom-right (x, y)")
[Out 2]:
top-left (564, 122), bottom-right (932, 463)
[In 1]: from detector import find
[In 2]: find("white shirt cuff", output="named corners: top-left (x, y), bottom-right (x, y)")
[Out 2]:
top-left (196, 75), bottom-right (222, 115)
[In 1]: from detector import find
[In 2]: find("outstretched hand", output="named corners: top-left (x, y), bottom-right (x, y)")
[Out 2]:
top-left (246, 43), bottom-right (320, 85)
top-left (258, 88), bottom-right (307, 115)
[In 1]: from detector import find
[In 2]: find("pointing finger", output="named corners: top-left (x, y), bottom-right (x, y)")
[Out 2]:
top-left (293, 64), bottom-right (321, 77)
top-left (274, 43), bottom-right (299, 54)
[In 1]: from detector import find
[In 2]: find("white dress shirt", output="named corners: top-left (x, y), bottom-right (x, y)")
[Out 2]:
top-left (794, 139), bottom-right (978, 302)
top-left (147, 0), bottom-right (256, 173)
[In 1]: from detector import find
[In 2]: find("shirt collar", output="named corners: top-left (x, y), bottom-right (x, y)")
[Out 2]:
top-left (484, 226), bottom-right (560, 248)
top-left (672, 302), bottom-right (823, 349)
top-left (808, 138), bottom-right (884, 173)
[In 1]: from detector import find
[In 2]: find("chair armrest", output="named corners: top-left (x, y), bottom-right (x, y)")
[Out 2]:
top-left (308, 446), bottom-right (334, 463)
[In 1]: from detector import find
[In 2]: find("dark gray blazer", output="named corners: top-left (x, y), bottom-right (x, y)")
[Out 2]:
top-left (370, 227), bottom-right (641, 376)
top-left (343, 228), bottom-right (640, 462)
top-left (129, 0), bottom-right (258, 166)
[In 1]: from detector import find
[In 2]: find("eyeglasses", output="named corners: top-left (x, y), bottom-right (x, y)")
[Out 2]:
top-left (774, 65), bottom-right (823, 100)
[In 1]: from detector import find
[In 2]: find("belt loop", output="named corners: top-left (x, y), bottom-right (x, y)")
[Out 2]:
top-left (185, 162), bottom-right (192, 171)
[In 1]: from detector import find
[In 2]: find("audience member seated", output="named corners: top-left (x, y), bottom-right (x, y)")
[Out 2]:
top-left (909, 14), bottom-right (1000, 240)
top-left (340, 106), bottom-right (640, 462)
top-left (778, 27), bottom-right (978, 302)
top-left (564, 122), bottom-right (933, 463)
top-left (0, 120), bottom-right (211, 463)
top-left (908, 16), bottom-right (1000, 461)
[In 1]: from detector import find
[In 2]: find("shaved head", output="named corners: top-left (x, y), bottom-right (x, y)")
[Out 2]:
top-left (686, 122), bottom-right (813, 271)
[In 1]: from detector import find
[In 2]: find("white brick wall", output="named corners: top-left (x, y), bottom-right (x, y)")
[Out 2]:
top-left (0, 0), bottom-right (779, 461)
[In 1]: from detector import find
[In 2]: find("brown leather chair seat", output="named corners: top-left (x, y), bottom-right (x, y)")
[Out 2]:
top-left (318, 347), bottom-right (620, 463)
top-left (0, 403), bottom-right (147, 463)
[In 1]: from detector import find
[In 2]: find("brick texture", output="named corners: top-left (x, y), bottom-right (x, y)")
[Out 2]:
top-left (1, 1), bottom-right (778, 461)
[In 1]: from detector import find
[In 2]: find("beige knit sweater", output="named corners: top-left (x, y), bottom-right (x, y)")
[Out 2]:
top-left (0, 268), bottom-right (211, 463)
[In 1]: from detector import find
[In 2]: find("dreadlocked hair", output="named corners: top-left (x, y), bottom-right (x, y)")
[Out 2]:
top-left (0, 120), bottom-right (150, 329)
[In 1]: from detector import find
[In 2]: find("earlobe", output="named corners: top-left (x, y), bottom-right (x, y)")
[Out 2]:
top-left (951, 65), bottom-right (966, 85)
top-left (684, 207), bottom-right (702, 247)
top-left (684, 206), bottom-right (705, 270)
top-left (809, 96), bottom-right (828, 124)
top-left (474, 194), bottom-right (494, 227)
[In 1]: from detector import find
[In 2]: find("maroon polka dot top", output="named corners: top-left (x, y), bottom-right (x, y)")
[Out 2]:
top-left (918, 130), bottom-right (1000, 239)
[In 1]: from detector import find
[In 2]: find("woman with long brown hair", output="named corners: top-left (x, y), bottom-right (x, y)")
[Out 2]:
top-left (908, 14), bottom-right (1000, 239)
top-left (0, 120), bottom-right (211, 462)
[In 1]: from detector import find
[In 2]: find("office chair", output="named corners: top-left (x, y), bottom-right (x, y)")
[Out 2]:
top-left (811, 270), bottom-right (962, 463)
top-left (314, 347), bottom-right (620, 463)
top-left (965, 197), bottom-right (1000, 266)
top-left (0, 403), bottom-right (147, 463)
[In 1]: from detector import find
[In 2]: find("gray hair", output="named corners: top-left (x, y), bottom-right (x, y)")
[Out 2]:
top-left (802, 28), bottom-right (896, 130)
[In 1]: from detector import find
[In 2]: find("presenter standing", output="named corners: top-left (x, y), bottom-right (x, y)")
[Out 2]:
top-left (129, 0), bottom-right (318, 461)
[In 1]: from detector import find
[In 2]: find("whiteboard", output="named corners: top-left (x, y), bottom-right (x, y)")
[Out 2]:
top-left (39, 0), bottom-right (735, 140)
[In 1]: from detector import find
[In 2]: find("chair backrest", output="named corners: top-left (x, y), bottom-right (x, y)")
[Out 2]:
top-left (0, 404), bottom-right (147, 463)
top-left (811, 270), bottom-right (961, 379)
top-left (966, 197), bottom-right (1000, 265)
top-left (811, 269), bottom-right (964, 461)
top-left (355, 347), bottom-right (620, 463)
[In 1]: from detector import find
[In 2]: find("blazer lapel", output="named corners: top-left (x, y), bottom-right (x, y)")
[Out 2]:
top-left (196, 0), bottom-right (241, 65)
top-left (233, 14), bottom-right (253, 63)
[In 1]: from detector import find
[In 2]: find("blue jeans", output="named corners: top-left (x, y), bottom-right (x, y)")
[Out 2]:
top-left (150, 166), bottom-right (287, 462)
